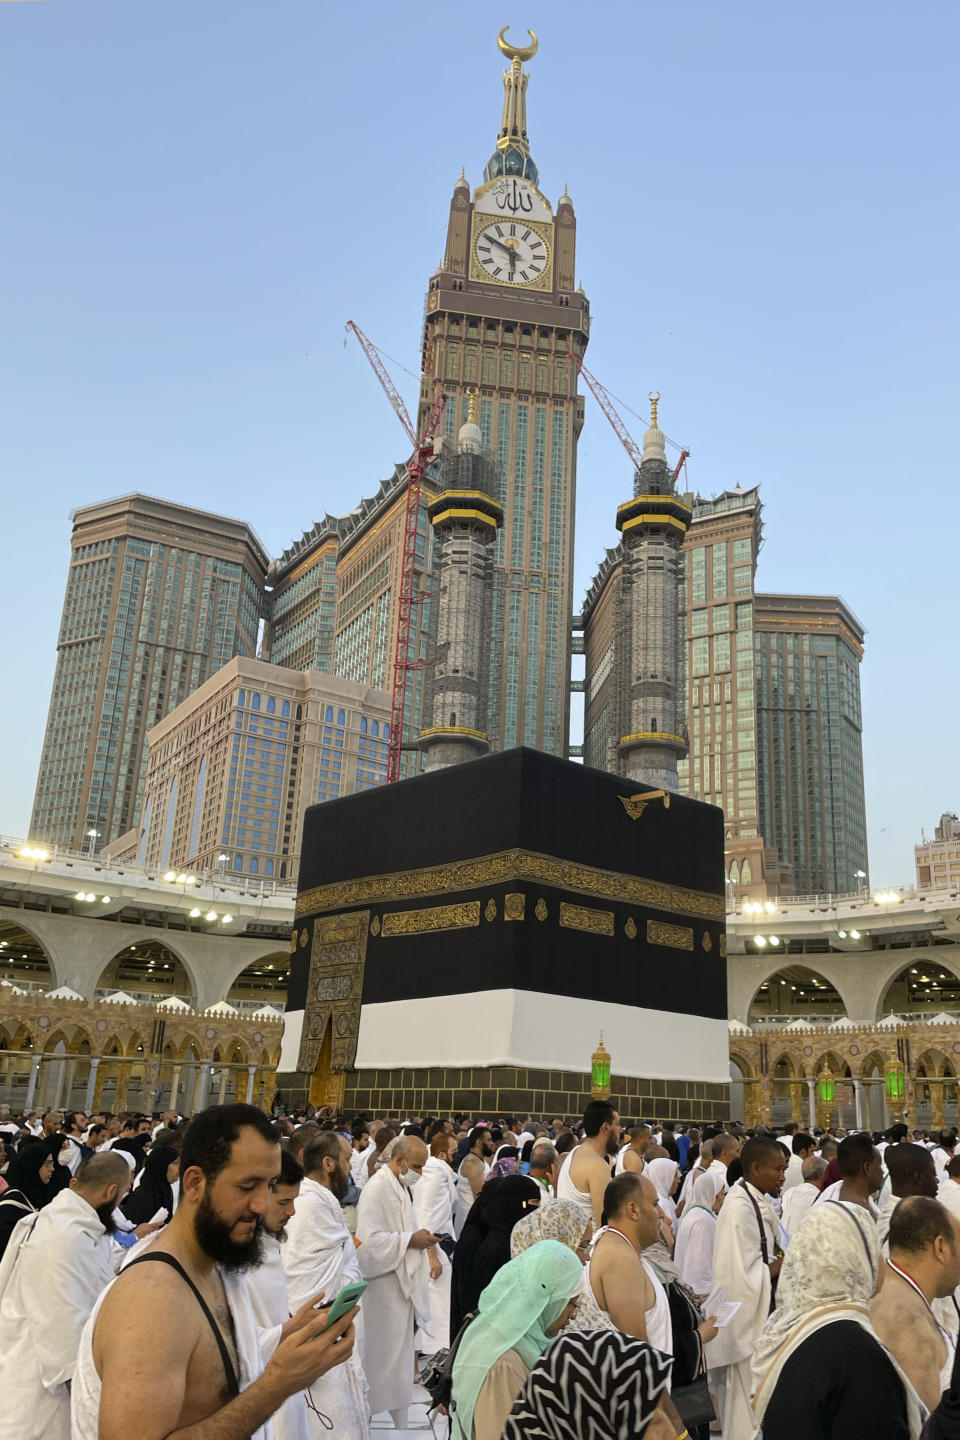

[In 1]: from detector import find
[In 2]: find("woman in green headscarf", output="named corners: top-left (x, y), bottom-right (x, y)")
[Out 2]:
top-left (450, 1239), bottom-right (585, 1440)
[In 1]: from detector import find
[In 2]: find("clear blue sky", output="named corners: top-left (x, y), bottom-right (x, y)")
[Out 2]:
top-left (3, 1), bottom-right (957, 885)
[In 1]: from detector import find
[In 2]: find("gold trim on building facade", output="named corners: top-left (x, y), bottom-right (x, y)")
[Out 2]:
top-left (559, 902), bottom-right (615, 937)
top-left (647, 919), bottom-right (695, 951)
top-left (296, 847), bottom-right (724, 923)
top-left (380, 900), bottom-right (482, 937)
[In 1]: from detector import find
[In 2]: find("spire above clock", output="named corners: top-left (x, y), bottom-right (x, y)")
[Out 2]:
top-left (484, 27), bottom-right (540, 186)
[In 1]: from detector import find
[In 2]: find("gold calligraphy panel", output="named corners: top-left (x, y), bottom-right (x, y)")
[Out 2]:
top-left (297, 910), bottom-right (369, 1083)
top-left (381, 901), bottom-right (482, 937)
top-left (647, 919), bottom-right (694, 951)
top-left (559, 902), bottom-right (615, 937)
top-left (296, 847), bottom-right (723, 923)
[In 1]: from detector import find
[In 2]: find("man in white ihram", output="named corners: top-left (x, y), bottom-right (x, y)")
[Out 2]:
top-left (0, 1150), bottom-right (131, 1440)
top-left (283, 1131), bottom-right (369, 1437)
top-left (355, 1134), bottom-right (438, 1429)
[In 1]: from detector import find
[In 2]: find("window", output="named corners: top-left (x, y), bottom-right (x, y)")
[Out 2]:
top-left (733, 565), bottom-right (752, 595)
top-left (691, 550), bottom-right (706, 605)
top-left (360, 717), bottom-right (367, 733)
top-left (325, 705), bottom-right (333, 722)
top-left (233, 855), bottom-right (243, 871)
top-left (266, 696), bottom-right (275, 714)
top-left (692, 637), bottom-right (709, 675)
top-left (249, 857), bottom-right (258, 874)
top-left (281, 699), bottom-right (290, 717)
top-left (265, 859), bottom-right (274, 876)
top-left (238, 690), bottom-right (245, 707)
top-left (372, 720), bottom-right (380, 736)
top-left (712, 543), bottom-right (728, 600)
top-left (251, 694), bottom-right (261, 711)
top-left (691, 610), bottom-right (709, 636)
top-left (712, 604), bottom-right (730, 632)
top-left (337, 708), bottom-right (345, 725)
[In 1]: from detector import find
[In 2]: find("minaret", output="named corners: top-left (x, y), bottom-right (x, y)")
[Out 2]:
top-left (419, 395), bottom-right (504, 772)
top-left (616, 394), bottom-right (691, 790)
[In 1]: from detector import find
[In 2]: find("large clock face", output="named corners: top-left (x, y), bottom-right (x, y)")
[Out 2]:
top-left (474, 220), bottom-right (549, 286)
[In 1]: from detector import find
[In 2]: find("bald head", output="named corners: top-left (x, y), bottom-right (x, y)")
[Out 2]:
top-left (76, 1150), bottom-right (131, 1192)
top-left (886, 1142), bottom-right (938, 1199)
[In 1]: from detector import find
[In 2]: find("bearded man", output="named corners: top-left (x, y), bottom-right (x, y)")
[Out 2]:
top-left (283, 1131), bottom-right (370, 1438)
top-left (0, 1150), bottom-right (131, 1440)
top-left (71, 1103), bottom-right (358, 1440)
top-left (557, 1099), bottom-right (622, 1227)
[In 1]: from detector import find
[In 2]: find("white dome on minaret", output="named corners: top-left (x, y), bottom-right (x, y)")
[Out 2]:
top-left (642, 392), bottom-right (666, 464)
top-left (458, 391), bottom-right (482, 454)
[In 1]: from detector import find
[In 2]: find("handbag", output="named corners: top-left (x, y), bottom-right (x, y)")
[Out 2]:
top-left (416, 1308), bottom-right (477, 1414)
top-left (671, 1374), bottom-right (716, 1429)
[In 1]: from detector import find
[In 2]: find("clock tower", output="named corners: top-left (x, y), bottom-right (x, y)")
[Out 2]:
top-left (419, 29), bottom-right (589, 757)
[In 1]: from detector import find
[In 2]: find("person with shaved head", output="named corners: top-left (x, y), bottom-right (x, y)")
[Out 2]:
top-left (0, 1149), bottom-right (132, 1439)
top-left (355, 1133), bottom-right (439, 1428)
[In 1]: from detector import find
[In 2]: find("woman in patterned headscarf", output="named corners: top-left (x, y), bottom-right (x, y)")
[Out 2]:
top-left (510, 1199), bottom-right (613, 1335)
top-left (750, 1198), bottom-right (925, 1438)
top-left (503, 1329), bottom-right (673, 1440)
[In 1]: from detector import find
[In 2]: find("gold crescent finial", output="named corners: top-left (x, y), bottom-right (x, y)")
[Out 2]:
top-left (649, 391), bottom-right (660, 427)
top-left (497, 26), bottom-right (538, 63)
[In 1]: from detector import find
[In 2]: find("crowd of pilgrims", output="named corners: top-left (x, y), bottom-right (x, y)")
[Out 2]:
top-left (4, 1102), bottom-right (960, 1439)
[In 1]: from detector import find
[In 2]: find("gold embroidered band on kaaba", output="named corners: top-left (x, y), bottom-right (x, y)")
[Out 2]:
top-left (296, 847), bottom-right (724, 923)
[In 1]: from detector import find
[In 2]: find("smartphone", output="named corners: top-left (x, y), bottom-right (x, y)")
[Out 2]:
top-left (321, 1279), bottom-right (367, 1331)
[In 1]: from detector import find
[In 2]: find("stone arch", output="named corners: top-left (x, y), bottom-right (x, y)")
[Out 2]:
top-left (858, 1048), bottom-right (889, 1080)
top-left (870, 956), bottom-right (960, 1023)
top-left (0, 916), bottom-right (57, 990)
top-left (729, 1050), bottom-right (755, 1079)
top-left (96, 938), bottom-right (198, 1008)
top-left (745, 962), bottom-right (850, 1024)
top-left (224, 949), bottom-right (290, 1013)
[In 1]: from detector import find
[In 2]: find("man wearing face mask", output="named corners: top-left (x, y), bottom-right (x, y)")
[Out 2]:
top-left (283, 1132), bottom-right (371, 1439)
top-left (0, 1149), bottom-right (131, 1440)
top-left (356, 1134), bottom-right (438, 1428)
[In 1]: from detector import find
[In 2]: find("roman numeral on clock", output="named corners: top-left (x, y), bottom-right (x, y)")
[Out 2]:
top-left (531, 241), bottom-right (543, 252)
top-left (495, 225), bottom-right (504, 237)
top-left (520, 270), bottom-right (529, 281)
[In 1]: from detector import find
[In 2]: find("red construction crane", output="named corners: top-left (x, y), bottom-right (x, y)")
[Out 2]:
top-left (567, 353), bottom-right (689, 486)
top-left (345, 321), bottom-right (447, 782)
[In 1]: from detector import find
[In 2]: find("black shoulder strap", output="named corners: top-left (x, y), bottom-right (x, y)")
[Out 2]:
top-left (738, 1178), bottom-right (770, 1265)
top-left (824, 1199), bottom-right (878, 1272)
top-left (124, 1251), bottom-right (240, 1396)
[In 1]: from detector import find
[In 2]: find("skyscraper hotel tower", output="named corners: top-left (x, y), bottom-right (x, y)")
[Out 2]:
top-left (30, 495), bottom-right (267, 853)
top-left (419, 29), bottom-right (588, 757)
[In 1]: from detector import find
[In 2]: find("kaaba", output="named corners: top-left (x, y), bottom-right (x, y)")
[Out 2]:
top-left (277, 747), bottom-right (729, 1122)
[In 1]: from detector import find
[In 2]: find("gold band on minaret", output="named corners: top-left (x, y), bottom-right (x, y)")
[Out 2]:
top-left (649, 391), bottom-right (660, 428)
top-left (496, 27), bottom-right (537, 147)
top-left (466, 387), bottom-right (478, 424)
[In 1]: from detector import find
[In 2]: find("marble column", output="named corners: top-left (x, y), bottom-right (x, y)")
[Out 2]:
top-left (853, 1078), bottom-right (864, 1129)
top-left (807, 1078), bottom-right (816, 1129)
top-left (217, 1067), bottom-right (230, 1105)
top-left (84, 1058), bottom-right (101, 1113)
top-left (24, 1054), bottom-right (42, 1111)
top-left (194, 1066), bottom-right (210, 1112)
top-left (114, 1065), bottom-right (129, 1115)
top-left (245, 1065), bottom-right (257, 1105)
